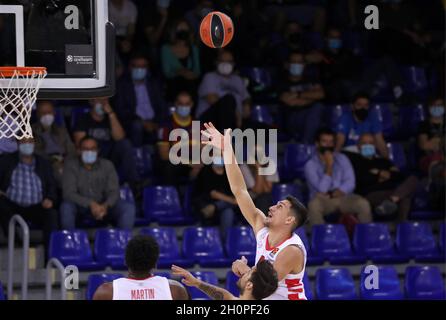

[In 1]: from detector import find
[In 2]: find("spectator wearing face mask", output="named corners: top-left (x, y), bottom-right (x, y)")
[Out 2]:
top-left (344, 133), bottom-right (418, 220)
top-left (114, 53), bottom-right (166, 147)
top-left (276, 50), bottom-right (325, 143)
top-left (73, 98), bottom-right (140, 192)
top-left (304, 128), bottom-right (372, 226)
top-left (157, 91), bottom-right (202, 185)
top-left (335, 92), bottom-right (389, 158)
top-left (192, 156), bottom-right (237, 238)
top-left (161, 19), bottom-right (201, 101)
top-left (60, 136), bottom-right (135, 230)
top-left (32, 101), bottom-right (76, 186)
top-left (0, 137), bottom-right (58, 259)
top-left (196, 49), bottom-right (251, 131)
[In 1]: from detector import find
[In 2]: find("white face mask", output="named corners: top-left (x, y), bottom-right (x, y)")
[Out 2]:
top-left (217, 62), bottom-right (234, 76)
top-left (40, 114), bottom-right (55, 127)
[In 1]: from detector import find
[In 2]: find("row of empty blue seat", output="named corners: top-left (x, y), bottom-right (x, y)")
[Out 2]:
top-left (49, 222), bottom-right (445, 271)
top-left (85, 265), bottom-right (445, 301)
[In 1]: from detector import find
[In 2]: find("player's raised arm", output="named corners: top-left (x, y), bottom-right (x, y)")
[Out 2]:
top-left (201, 122), bottom-right (266, 234)
top-left (171, 265), bottom-right (237, 300)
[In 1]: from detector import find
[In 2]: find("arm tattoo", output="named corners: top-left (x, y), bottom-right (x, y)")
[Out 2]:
top-left (197, 282), bottom-right (225, 300)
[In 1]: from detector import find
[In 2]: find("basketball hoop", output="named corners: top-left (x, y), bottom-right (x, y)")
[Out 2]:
top-left (0, 67), bottom-right (47, 139)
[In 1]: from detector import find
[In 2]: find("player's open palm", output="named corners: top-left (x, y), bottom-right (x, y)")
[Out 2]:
top-left (171, 265), bottom-right (200, 287)
top-left (201, 122), bottom-right (232, 151)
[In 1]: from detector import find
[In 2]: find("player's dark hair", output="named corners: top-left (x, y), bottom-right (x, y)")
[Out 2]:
top-left (250, 260), bottom-right (278, 300)
top-left (79, 136), bottom-right (98, 149)
top-left (352, 91), bottom-right (370, 104)
top-left (314, 127), bottom-right (335, 143)
top-left (125, 235), bottom-right (160, 273)
top-left (285, 195), bottom-right (308, 229)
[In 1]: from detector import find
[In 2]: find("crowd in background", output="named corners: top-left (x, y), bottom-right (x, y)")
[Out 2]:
top-left (0, 0), bottom-right (444, 257)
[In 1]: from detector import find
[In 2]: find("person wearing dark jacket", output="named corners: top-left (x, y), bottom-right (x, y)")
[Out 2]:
top-left (344, 133), bottom-right (418, 221)
top-left (0, 137), bottom-right (58, 259)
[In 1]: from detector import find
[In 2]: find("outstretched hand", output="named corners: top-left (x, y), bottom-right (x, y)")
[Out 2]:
top-left (171, 265), bottom-right (200, 287)
top-left (201, 122), bottom-right (232, 151)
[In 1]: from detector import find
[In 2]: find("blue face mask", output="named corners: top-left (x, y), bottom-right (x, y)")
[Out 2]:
top-left (19, 143), bottom-right (34, 156)
top-left (430, 105), bottom-right (444, 118)
top-left (176, 105), bottom-right (191, 117)
top-left (131, 68), bottom-right (147, 81)
top-left (82, 150), bottom-right (98, 164)
top-left (289, 63), bottom-right (304, 77)
top-left (360, 144), bottom-right (376, 158)
top-left (94, 103), bottom-right (105, 117)
top-left (328, 38), bottom-right (342, 50)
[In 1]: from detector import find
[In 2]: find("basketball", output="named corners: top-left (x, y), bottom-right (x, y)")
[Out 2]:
top-left (199, 11), bottom-right (234, 48)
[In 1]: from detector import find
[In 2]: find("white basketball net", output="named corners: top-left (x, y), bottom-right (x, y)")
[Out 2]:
top-left (0, 68), bottom-right (47, 139)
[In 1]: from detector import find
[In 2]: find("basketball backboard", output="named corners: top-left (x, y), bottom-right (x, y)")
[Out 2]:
top-left (0, 0), bottom-right (115, 99)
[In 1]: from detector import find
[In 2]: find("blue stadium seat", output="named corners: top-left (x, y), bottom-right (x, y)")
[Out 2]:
top-left (283, 144), bottom-right (315, 180)
top-left (327, 104), bottom-right (349, 130)
top-left (401, 66), bottom-right (428, 99)
top-left (316, 268), bottom-right (357, 300)
top-left (86, 273), bottom-right (123, 300)
top-left (405, 266), bottom-right (445, 300)
top-left (226, 271), bottom-right (240, 297)
top-left (153, 272), bottom-right (171, 279)
top-left (250, 105), bottom-right (274, 125)
top-left (183, 227), bottom-right (231, 267)
top-left (0, 281), bottom-right (5, 300)
top-left (94, 229), bottom-right (132, 270)
top-left (398, 104), bottom-right (426, 138)
top-left (225, 226), bottom-right (256, 265)
top-left (303, 273), bottom-right (313, 300)
top-left (49, 230), bottom-right (106, 271)
top-left (371, 103), bottom-right (394, 139)
top-left (188, 271), bottom-right (219, 300)
top-left (70, 106), bottom-right (90, 130)
top-left (312, 224), bottom-right (366, 264)
top-left (409, 210), bottom-right (444, 220)
top-left (134, 145), bottom-right (153, 179)
top-left (353, 223), bottom-right (409, 264)
top-left (143, 186), bottom-right (194, 225)
top-left (240, 67), bottom-right (272, 92)
top-left (140, 227), bottom-right (194, 268)
top-left (295, 227), bottom-right (324, 266)
top-left (272, 183), bottom-right (306, 205)
top-left (440, 223), bottom-right (445, 254)
top-left (387, 142), bottom-right (407, 171)
top-left (396, 222), bottom-right (443, 262)
top-left (360, 266), bottom-right (403, 300)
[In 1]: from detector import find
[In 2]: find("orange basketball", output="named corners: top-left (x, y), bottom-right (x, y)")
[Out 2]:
top-left (199, 11), bottom-right (234, 48)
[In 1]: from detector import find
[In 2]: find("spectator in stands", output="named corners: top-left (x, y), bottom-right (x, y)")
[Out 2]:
top-left (276, 50), bottom-right (325, 143)
top-left (114, 53), bottom-right (166, 146)
top-left (185, 0), bottom-right (214, 37)
top-left (60, 136), bottom-right (135, 230)
top-left (344, 133), bottom-right (418, 220)
top-left (0, 137), bottom-right (58, 258)
top-left (0, 137), bottom-right (17, 155)
top-left (196, 49), bottom-right (250, 131)
top-left (192, 156), bottom-right (237, 238)
top-left (32, 101), bottom-right (76, 186)
top-left (73, 97), bottom-right (139, 190)
top-left (161, 19), bottom-right (201, 101)
top-left (335, 92), bottom-right (389, 158)
top-left (109, 0), bottom-right (138, 61)
top-left (304, 128), bottom-right (372, 226)
top-left (157, 91), bottom-right (202, 185)
top-left (240, 145), bottom-right (279, 214)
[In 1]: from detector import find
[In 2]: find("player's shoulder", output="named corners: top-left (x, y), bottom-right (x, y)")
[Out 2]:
top-left (93, 282), bottom-right (113, 300)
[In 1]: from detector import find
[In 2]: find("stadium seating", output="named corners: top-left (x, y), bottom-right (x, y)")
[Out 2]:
top-left (360, 266), bottom-right (403, 300)
top-left (353, 223), bottom-right (409, 264)
top-left (283, 144), bottom-right (315, 181)
top-left (182, 227), bottom-right (231, 267)
top-left (303, 273), bottom-right (313, 300)
top-left (0, 281), bottom-right (5, 300)
top-left (134, 145), bottom-right (154, 179)
top-left (387, 142), bottom-right (407, 172)
top-left (316, 268), bottom-right (357, 300)
top-left (312, 224), bottom-right (366, 264)
top-left (187, 271), bottom-right (219, 300)
top-left (226, 271), bottom-right (240, 297)
top-left (49, 230), bottom-right (106, 271)
top-left (371, 103), bottom-right (394, 139)
top-left (240, 67), bottom-right (272, 92)
top-left (250, 105), bottom-right (274, 126)
top-left (271, 183), bottom-right (306, 205)
top-left (225, 226), bottom-right (256, 265)
top-left (143, 186), bottom-right (194, 225)
top-left (405, 266), bottom-right (445, 300)
top-left (401, 66), bottom-right (428, 99)
top-left (153, 272), bottom-right (171, 279)
top-left (94, 229), bottom-right (132, 269)
top-left (440, 223), bottom-right (445, 253)
top-left (86, 273), bottom-right (123, 300)
top-left (398, 104), bottom-right (426, 138)
top-left (140, 227), bottom-right (194, 268)
top-left (396, 222), bottom-right (443, 262)
top-left (296, 227), bottom-right (324, 266)
top-left (327, 104), bottom-right (349, 130)
top-left (70, 106), bottom-right (90, 129)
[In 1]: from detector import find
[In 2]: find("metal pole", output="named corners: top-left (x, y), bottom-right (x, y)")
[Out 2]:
top-left (7, 215), bottom-right (29, 300)
top-left (45, 258), bottom-right (66, 300)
